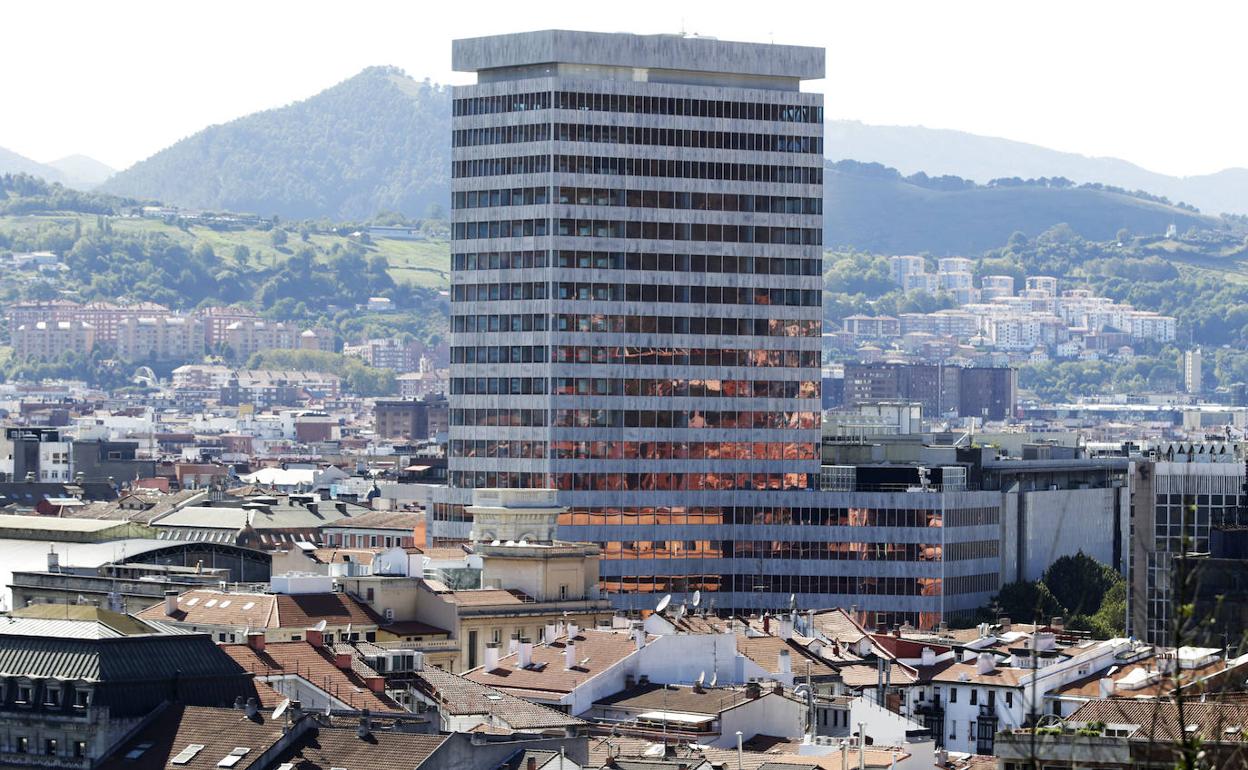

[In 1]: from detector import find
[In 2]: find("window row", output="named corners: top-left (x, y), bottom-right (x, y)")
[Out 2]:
top-left (553, 250), bottom-right (822, 276)
top-left (453, 187), bottom-right (549, 209)
top-left (555, 313), bottom-right (821, 338)
top-left (554, 218), bottom-right (823, 245)
top-left (727, 541), bottom-right (944, 562)
top-left (544, 439), bottom-right (818, 461)
top-left (452, 249), bottom-right (549, 270)
top-left (453, 123), bottom-right (551, 147)
top-left (549, 471), bottom-right (811, 492)
top-left (555, 154), bottom-right (823, 185)
top-left (719, 574), bottom-right (941, 597)
top-left (449, 471), bottom-right (552, 489)
top-left (550, 378), bottom-right (819, 400)
top-left (450, 282), bottom-right (549, 302)
top-left (451, 439), bottom-right (548, 459)
top-left (453, 91), bottom-right (551, 116)
top-left (453, 313), bottom-right (548, 334)
top-left (450, 376), bottom-right (549, 395)
top-left (453, 155), bottom-right (551, 178)
top-left (945, 573), bottom-right (1000, 596)
top-left (453, 218), bottom-right (549, 239)
top-left (450, 408), bottom-right (548, 427)
top-left (554, 91), bottom-right (822, 124)
top-left (556, 282), bottom-right (820, 307)
top-left (451, 345), bottom-right (548, 364)
top-left (555, 186), bottom-right (821, 215)
top-left (550, 345), bottom-right (821, 368)
top-left (944, 540), bottom-right (1001, 561)
top-left (559, 506), bottom-right (946, 528)
top-left (551, 408), bottom-right (819, 430)
top-left (944, 507), bottom-right (1001, 527)
top-left (554, 123), bottom-right (822, 154)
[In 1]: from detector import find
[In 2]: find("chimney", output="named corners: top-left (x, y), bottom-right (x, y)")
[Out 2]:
top-left (778, 649), bottom-right (792, 675)
top-left (306, 629), bottom-right (325, 648)
top-left (892, 626), bottom-right (902, 638)
top-left (778, 618), bottom-right (793, 640)
top-left (921, 647), bottom-right (936, 667)
top-left (484, 643), bottom-right (500, 671)
top-left (773, 682), bottom-right (784, 695)
top-left (1050, 616), bottom-right (1065, 631)
top-left (334, 652), bottom-right (353, 671)
top-left (1098, 677), bottom-right (1115, 698)
top-left (289, 700), bottom-right (303, 722)
top-left (763, 614), bottom-right (771, 634)
top-left (567, 622), bottom-right (579, 639)
top-left (518, 637), bottom-right (533, 668)
top-left (47, 545), bottom-right (59, 572)
top-left (357, 708), bottom-right (371, 739)
top-left (527, 757), bottom-right (537, 770)
top-left (164, 590), bottom-right (179, 616)
top-left (746, 682), bottom-right (762, 700)
top-left (998, 616), bottom-right (1012, 631)
top-left (366, 675), bottom-right (385, 693)
top-left (246, 632), bottom-right (266, 652)
top-left (976, 652), bottom-right (996, 675)
top-left (564, 641), bottom-right (577, 670)
top-left (233, 695), bottom-right (245, 710)
top-left (245, 697), bottom-right (259, 720)
top-left (633, 626), bottom-right (646, 651)
top-left (509, 632), bottom-right (520, 654)
top-left (545, 623), bottom-right (557, 643)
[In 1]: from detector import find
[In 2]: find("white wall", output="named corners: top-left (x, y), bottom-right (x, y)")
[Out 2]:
top-left (719, 693), bottom-right (804, 747)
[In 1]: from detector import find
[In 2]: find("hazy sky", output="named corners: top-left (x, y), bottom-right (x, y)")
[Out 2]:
top-left (2, 0), bottom-right (1244, 176)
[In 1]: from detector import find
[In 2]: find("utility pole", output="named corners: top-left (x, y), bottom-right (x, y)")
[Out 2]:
top-left (736, 731), bottom-right (743, 770)
top-left (857, 722), bottom-right (866, 770)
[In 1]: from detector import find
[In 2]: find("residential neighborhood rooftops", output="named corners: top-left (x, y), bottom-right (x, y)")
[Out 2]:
top-left (413, 665), bottom-right (585, 730)
top-left (465, 629), bottom-right (640, 697)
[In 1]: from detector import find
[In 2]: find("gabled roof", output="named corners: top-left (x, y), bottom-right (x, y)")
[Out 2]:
top-left (413, 666), bottom-right (584, 730)
top-left (465, 629), bottom-right (639, 697)
top-left (221, 641), bottom-right (403, 712)
top-left (136, 590), bottom-right (382, 630)
top-left (271, 725), bottom-right (445, 770)
top-left (809, 609), bottom-right (870, 645)
top-left (97, 704), bottom-right (285, 770)
top-left (736, 635), bottom-right (842, 678)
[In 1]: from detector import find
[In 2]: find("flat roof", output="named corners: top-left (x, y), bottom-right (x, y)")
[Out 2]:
top-left (453, 29), bottom-right (824, 80)
top-left (0, 537), bottom-right (170, 609)
top-left (0, 514), bottom-right (129, 532)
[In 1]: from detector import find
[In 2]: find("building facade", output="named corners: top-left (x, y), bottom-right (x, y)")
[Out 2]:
top-left (438, 30), bottom-right (825, 612)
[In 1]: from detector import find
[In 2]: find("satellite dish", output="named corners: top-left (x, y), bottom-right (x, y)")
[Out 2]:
top-left (709, 672), bottom-right (718, 687)
top-left (696, 671), bottom-right (705, 686)
top-left (272, 698), bottom-right (290, 720)
top-left (655, 594), bottom-right (672, 614)
top-left (346, 623), bottom-right (353, 637)
top-left (674, 605), bottom-right (686, 621)
top-left (313, 619), bottom-right (328, 632)
top-left (692, 590), bottom-right (701, 608)
top-left (789, 593), bottom-right (796, 609)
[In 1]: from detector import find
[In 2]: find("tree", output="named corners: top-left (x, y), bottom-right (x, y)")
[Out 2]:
top-left (270, 228), bottom-right (288, 247)
top-left (989, 581), bottom-right (1065, 623)
top-left (1043, 552), bottom-right (1118, 617)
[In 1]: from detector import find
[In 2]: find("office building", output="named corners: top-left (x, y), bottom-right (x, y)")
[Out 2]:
top-left (1128, 441), bottom-right (1247, 645)
top-left (1185, 347), bottom-right (1203, 395)
top-left (438, 30), bottom-right (825, 609)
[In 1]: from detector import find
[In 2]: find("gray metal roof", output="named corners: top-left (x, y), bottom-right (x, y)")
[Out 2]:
top-left (153, 503), bottom-right (351, 530)
top-left (0, 617), bottom-right (130, 640)
top-left (453, 30), bottom-right (825, 80)
top-left (0, 633), bottom-right (249, 682)
top-left (0, 537), bottom-right (171, 610)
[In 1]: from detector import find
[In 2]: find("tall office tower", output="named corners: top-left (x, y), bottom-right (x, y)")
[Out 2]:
top-left (1129, 442), bottom-right (1246, 645)
top-left (438, 30), bottom-right (825, 609)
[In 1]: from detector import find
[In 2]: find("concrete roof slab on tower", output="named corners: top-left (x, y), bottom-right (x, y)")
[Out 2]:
top-left (452, 29), bottom-right (825, 81)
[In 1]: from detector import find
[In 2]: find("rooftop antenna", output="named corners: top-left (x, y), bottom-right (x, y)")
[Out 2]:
top-left (312, 619), bottom-right (327, 632)
top-left (655, 594), bottom-right (672, 614)
top-left (272, 698), bottom-right (290, 721)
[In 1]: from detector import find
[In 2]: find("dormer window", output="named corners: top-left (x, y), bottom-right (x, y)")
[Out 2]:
top-left (45, 683), bottom-right (62, 707)
top-left (16, 682), bottom-right (33, 705)
top-left (74, 686), bottom-right (91, 709)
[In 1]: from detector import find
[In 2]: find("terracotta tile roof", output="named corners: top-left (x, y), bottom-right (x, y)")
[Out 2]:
top-left (595, 683), bottom-right (755, 715)
top-left (267, 724), bottom-right (445, 770)
top-left (869, 633), bottom-right (953, 660)
top-left (465, 629), bottom-right (639, 697)
top-left (413, 666), bottom-right (584, 730)
top-left (1068, 698), bottom-right (1248, 744)
top-left (136, 590), bottom-right (277, 627)
top-left (97, 704), bottom-right (286, 770)
top-left (380, 620), bottom-right (452, 637)
top-left (221, 641), bottom-right (403, 712)
top-left (810, 609), bottom-right (869, 645)
top-left (834, 661), bottom-right (918, 688)
top-left (275, 592), bottom-right (383, 629)
top-left (736, 635), bottom-right (842, 678)
top-left (1050, 656), bottom-right (1230, 699)
top-left (929, 660), bottom-right (1025, 687)
top-left (322, 510), bottom-right (423, 531)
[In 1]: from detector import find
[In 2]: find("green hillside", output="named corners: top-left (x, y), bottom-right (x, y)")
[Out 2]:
top-left (102, 67), bottom-right (450, 221)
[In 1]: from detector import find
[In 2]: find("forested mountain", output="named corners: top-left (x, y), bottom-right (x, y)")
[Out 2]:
top-left (102, 67), bottom-right (450, 220)
top-left (823, 161), bottom-right (1216, 254)
top-left (826, 120), bottom-right (1248, 216)
top-left (0, 146), bottom-right (68, 186)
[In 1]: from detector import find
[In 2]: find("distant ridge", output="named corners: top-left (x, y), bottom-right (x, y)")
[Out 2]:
top-left (826, 120), bottom-right (1248, 216)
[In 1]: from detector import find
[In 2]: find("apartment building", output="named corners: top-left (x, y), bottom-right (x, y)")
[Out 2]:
top-left (115, 315), bottom-right (205, 361)
top-left (11, 320), bottom-right (95, 361)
